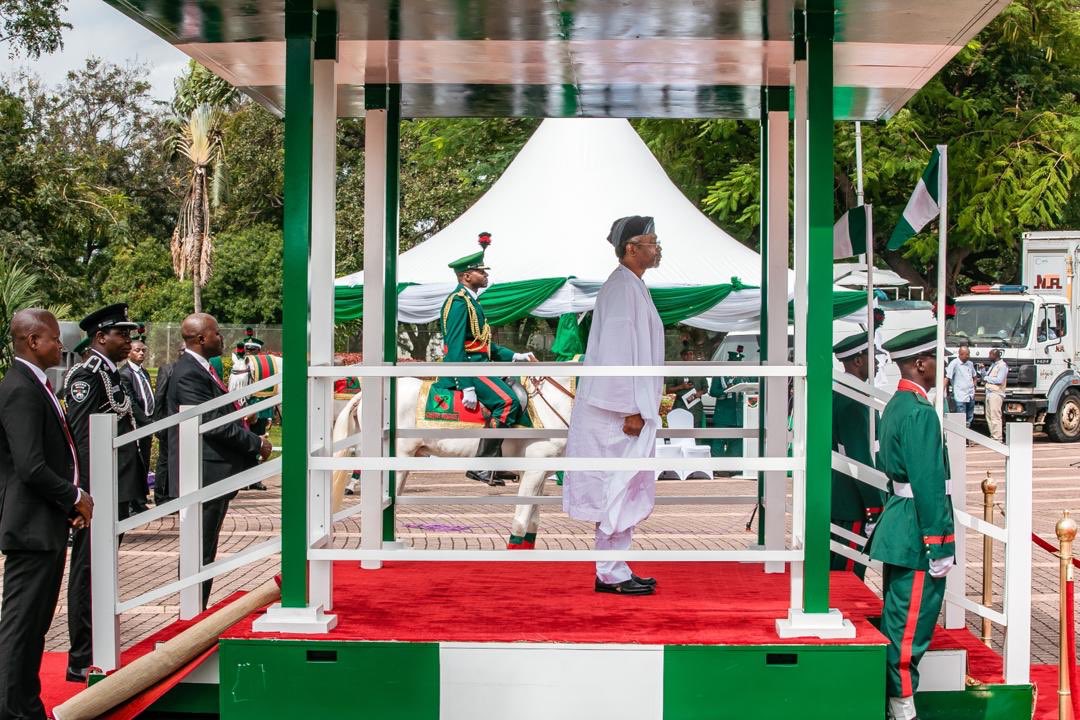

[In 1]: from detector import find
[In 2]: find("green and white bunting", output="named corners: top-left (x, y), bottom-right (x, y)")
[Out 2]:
top-left (833, 204), bottom-right (872, 259)
top-left (888, 145), bottom-right (944, 250)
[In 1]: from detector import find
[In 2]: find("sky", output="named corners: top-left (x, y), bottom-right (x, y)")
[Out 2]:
top-left (1, 0), bottom-right (189, 101)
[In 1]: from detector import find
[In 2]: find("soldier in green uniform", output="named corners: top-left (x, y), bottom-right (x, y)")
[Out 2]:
top-left (831, 334), bottom-right (886, 580)
top-left (665, 347), bottom-right (708, 427)
top-left (438, 233), bottom-right (536, 485)
top-left (868, 327), bottom-right (955, 720)
top-left (708, 346), bottom-right (747, 464)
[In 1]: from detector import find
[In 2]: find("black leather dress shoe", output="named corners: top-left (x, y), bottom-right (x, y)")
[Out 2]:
top-left (465, 470), bottom-right (505, 487)
top-left (494, 471), bottom-right (518, 482)
top-left (631, 574), bottom-right (657, 587)
top-left (247, 482), bottom-right (268, 491)
top-left (66, 666), bottom-right (89, 683)
top-left (595, 578), bottom-right (654, 595)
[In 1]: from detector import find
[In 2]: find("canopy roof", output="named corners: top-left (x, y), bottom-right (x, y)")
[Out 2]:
top-left (337, 118), bottom-right (762, 287)
top-left (103, 0), bottom-right (1008, 120)
top-left (833, 262), bottom-right (909, 288)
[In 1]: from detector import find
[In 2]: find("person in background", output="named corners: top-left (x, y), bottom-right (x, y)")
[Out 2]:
top-left (0, 309), bottom-right (93, 717)
top-left (151, 344), bottom-right (184, 505)
top-left (981, 348), bottom-right (1008, 442)
top-left (830, 334), bottom-right (885, 581)
top-left (120, 337), bottom-right (154, 512)
top-left (708, 345), bottom-right (747, 470)
top-left (873, 307), bottom-right (892, 390)
top-left (943, 345), bottom-right (977, 430)
top-left (665, 347), bottom-right (708, 428)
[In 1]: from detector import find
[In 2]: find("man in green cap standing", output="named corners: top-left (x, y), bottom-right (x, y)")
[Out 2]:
top-left (438, 233), bottom-right (536, 486)
top-left (708, 345), bottom-right (747, 466)
top-left (868, 326), bottom-right (955, 720)
top-left (831, 334), bottom-right (885, 580)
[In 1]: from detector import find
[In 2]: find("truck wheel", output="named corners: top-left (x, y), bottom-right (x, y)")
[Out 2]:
top-left (1047, 391), bottom-right (1080, 442)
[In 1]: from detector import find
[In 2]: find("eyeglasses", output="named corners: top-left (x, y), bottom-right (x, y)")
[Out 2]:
top-left (629, 239), bottom-right (661, 247)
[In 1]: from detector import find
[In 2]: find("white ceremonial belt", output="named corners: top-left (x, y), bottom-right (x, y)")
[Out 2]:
top-left (890, 480), bottom-right (952, 499)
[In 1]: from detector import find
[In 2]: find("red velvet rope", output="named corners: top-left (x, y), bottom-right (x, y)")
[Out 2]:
top-left (1032, 532), bottom-right (1080, 568)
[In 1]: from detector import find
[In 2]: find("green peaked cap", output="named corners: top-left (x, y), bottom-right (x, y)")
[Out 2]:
top-left (882, 326), bottom-right (952, 360)
top-left (73, 336), bottom-right (92, 354)
top-left (448, 249), bottom-right (489, 274)
top-left (833, 333), bottom-right (870, 360)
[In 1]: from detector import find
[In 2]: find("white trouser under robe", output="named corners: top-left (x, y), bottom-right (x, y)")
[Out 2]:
top-left (595, 524), bottom-right (635, 584)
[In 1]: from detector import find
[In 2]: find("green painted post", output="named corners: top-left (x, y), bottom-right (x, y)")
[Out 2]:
top-left (757, 87), bottom-right (768, 548)
top-left (803, 2), bottom-right (835, 614)
top-left (383, 84), bottom-right (401, 541)
top-left (281, 0), bottom-right (315, 609)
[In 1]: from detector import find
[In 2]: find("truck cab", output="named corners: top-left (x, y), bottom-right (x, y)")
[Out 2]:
top-left (946, 231), bottom-right (1080, 441)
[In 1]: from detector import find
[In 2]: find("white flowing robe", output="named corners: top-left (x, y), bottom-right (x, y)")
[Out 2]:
top-left (563, 264), bottom-right (665, 534)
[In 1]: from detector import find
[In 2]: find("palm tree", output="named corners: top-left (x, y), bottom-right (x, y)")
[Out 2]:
top-left (168, 103), bottom-right (225, 312)
top-left (0, 251), bottom-right (70, 376)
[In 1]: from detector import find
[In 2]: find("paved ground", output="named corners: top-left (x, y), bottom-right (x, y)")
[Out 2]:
top-left (1, 433), bottom-right (1076, 666)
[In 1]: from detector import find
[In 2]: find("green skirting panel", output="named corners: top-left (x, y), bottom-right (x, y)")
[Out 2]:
top-left (218, 639), bottom-right (439, 720)
top-left (664, 644), bottom-right (886, 719)
top-left (916, 685), bottom-right (1034, 720)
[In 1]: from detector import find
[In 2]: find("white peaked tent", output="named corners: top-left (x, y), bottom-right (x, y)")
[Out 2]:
top-left (336, 119), bottom-right (857, 331)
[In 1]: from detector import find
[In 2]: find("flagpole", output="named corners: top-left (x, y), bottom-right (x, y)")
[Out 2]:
top-left (855, 122), bottom-right (877, 443)
top-left (935, 145), bottom-right (948, 422)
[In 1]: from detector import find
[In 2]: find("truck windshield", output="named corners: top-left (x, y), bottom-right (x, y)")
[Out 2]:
top-left (946, 300), bottom-right (1034, 347)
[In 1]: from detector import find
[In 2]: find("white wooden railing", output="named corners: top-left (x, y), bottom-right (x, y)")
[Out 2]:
top-left (89, 373), bottom-right (282, 671)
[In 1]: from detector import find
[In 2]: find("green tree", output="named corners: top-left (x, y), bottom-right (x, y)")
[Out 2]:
top-left (172, 60), bottom-right (238, 117)
top-left (0, 251), bottom-right (70, 374)
top-left (1, 0), bottom-right (69, 59)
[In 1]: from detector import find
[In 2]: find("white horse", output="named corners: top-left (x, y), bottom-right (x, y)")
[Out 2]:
top-left (331, 376), bottom-right (574, 548)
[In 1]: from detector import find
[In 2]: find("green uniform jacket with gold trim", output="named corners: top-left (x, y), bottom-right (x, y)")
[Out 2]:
top-left (439, 284), bottom-right (514, 391)
top-left (831, 387), bottom-right (886, 522)
top-left (868, 387), bottom-right (955, 570)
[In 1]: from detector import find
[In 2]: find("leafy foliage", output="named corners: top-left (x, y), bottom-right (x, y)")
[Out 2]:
top-left (0, 0), bottom-right (69, 59)
top-left (0, 250), bottom-right (70, 374)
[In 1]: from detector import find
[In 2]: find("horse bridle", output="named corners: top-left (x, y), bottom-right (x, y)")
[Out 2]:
top-left (525, 376), bottom-right (576, 428)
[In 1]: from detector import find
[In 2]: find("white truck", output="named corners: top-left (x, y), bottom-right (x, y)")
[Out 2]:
top-left (946, 231), bottom-right (1080, 441)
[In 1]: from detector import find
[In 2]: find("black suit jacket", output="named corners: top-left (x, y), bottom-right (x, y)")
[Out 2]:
top-left (0, 361), bottom-right (79, 551)
top-left (152, 361), bottom-right (174, 423)
top-left (166, 352), bottom-right (260, 497)
top-left (64, 350), bottom-right (143, 502)
top-left (119, 362), bottom-right (154, 426)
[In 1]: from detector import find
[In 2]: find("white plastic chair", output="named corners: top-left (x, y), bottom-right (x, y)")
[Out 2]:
top-left (658, 409), bottom-right (712, 480)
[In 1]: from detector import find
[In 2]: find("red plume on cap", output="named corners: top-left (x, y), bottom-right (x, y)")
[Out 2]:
top-left (477, 232), bottom-right (492, 248)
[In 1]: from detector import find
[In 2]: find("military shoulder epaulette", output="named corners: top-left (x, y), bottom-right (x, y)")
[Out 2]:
top-left (83, 354), bottom-right (103, 373)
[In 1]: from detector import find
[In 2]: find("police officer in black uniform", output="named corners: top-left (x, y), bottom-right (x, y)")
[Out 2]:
top-left (62, 303), bottom-right (142, 683)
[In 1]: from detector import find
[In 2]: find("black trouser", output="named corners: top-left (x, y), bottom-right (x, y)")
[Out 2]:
top-left (0, 548), bottom-right (66, 720)
top-left (67, 502), bottom-right (129, 669)
top-left (154, 431), bottom-right (171, 502)
top-left (200, 494), bottom-right (235, 610)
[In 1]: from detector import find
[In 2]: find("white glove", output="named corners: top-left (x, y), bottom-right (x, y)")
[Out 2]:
top-left (864, 521), bottom-right (877, 540)
top-left (928, 555), bottom-right (955, 578)
top-left (512, 352), bottom-right (536, 362)
top-left (462, 387), bottom-right (478, 411)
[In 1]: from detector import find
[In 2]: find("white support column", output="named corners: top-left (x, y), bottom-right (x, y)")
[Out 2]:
top-left (943, 413), bottom-right (967, 629)
top-left (177, 407), bottom-right (203, 618)
top-left (789, 53), bottom-right (809, 611)
top-left (764, 107), bottom-right (790, 574)
top-left (1002, 421), bottom-right (1032, 684)
top-left (89, 413), bottom-right (120, 672)
top-left (308, 55), bottom-right (337, 609)
top-left (361, 107), bottom-right (388, 570)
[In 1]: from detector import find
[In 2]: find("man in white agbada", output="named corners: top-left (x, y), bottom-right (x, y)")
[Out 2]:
top-left (564, 215), bottom-right (665, 596)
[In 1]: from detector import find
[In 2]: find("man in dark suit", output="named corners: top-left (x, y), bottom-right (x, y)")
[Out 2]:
top-left (63, 303), bottom-right (142, 683)
top-left (151, 344), bottom-right (184, 505)
top-left (0, 309), bottom-right (94, 719)
top-left (167, 313), bottom-right (271, 609)
top-left (119, 338), bottom-right (154, 512)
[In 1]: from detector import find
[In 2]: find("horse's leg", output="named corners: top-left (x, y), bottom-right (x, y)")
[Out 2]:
top-left (507, 441), bottom-right (559, 549)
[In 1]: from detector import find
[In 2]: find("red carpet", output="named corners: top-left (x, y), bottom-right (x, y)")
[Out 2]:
top-left (225, 562), bottom-right (888, 646)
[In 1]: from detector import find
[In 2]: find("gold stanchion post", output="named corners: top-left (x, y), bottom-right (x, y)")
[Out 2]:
top-left (1056, 511), bottom-right (1077, 720)
top-left (982, 470), bottom-right (997, 647)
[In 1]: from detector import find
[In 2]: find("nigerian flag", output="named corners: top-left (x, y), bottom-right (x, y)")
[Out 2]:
top-left (833, 204), bottom-right (872, 259)
top-left (888, 145), bottom-right (945, 250)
